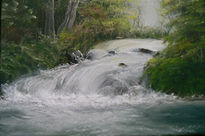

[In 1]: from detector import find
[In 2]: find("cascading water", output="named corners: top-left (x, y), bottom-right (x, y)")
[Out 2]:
top-left (139, 0), bottom-right (161, 27)
top-left (0, 39), bottom-right (205, 136)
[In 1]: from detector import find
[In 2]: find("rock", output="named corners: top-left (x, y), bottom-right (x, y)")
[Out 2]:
top-left (67, 50), bottom-right (84, 64)
top-left (86, 52), bottom-right (94, 60)
top-left (66, 52), bottom-right (76, 64)
top-left (132, 48), bottom-right (160, 55)
top-left (75, 50), bottom-right (84, 58)
top-left (108, 50), bottom-right (116, 55)
top-left (153, 51), bottom-right (160, 57)
top-left (99, 78), bottom-right (128, 96)
top-left (118, 63), bottom-right (127, 67)
top-left (138, 48), bottom-right (153, 54)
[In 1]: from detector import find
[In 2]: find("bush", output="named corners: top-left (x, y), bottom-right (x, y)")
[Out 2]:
top-left (144, 41), bottom-right (205, 97)
top-left (58, 0), bottom-right (132, 58)
top-left (143, 0), bottom-right (205, 97)
top-left (145, 56), bottom-right (205, 96)
top-left (132, 27), bottom-right (168, 39)
top-left (0, 37), bottom-right (60, 86)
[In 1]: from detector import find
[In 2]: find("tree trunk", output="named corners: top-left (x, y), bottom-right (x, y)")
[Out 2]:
top-left (45, 0), bottom-right (55, 39)
top-left (57, 0), bottom-right (80, 35)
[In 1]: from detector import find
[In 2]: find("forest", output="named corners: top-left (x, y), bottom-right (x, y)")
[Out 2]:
top-left (1, 0), bottom-right (138, 90)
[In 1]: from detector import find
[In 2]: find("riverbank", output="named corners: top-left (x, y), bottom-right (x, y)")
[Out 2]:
top-left (143, 45), bottom-right (205, 97)
top-left (143, 0), bottom-right (205, 97)
top-left (0, 27), bottom-right (166, 97)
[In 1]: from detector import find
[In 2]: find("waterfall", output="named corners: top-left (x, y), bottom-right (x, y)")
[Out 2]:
top-left (0, 39), bottom-right (205, 136)
top-left (129, 0), bottom-right (162, 29)
top-left (139, 0), bottom-right (161, 27)
top-left (1, 39), bottom-right (166, 98)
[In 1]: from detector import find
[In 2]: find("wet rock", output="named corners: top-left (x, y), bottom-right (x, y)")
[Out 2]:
top-left (66, 52), bottom-right (76, 64)
top-left (108, 50), bottom-right (116, 55)
top-left (132, 48), bottom-right (160, 56)
top-left (99, 78), bottom-right (129, 96)
top-left (67, 50), bottom-right (84, 64)
top-left (138, 48), bottom-right (153, 54)
top-left (127, 86), bottom-right (148, 96)
top-left (75, 50), bottom-right (84, 58)
top-left (86, 49), bottom-right (108, 60)
top-left (86, 52), bottom-right (94, 60)
top-left (118, 63), bottom-right (127, 67)
top-left (0, 91), bottom-right (3, 99)
top-left (153, 51), bottom-right (160, 57)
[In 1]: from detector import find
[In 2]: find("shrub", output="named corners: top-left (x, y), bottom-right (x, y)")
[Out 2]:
top-left (0, 37), bottom-right (60, 85)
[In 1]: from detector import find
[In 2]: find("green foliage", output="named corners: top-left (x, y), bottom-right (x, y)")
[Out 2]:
top-left (132, 27), bottom-right (168, 39)
top-left (1, 0), bottom-right (69, 91)
top-left (59, 0), bottom-right (133, 57)
top-left (1, 0), bottom-right (38, 42)
top-left (161, 0), bottom-right (205, 47)
top-left (1, 0), bottom-right (69, 43)
top-left (1, 0), bottom-right (135, 93)
top-left (55, 0), bottom-right (70, 30)
top-left (145, 57), bottom-right (205, 96)
top-left (0, 37), bottom-right (60, 85)
top-left (144, 0), bottom-right (205, 97)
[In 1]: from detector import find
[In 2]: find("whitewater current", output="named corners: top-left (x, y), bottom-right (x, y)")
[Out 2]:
top-left (0, 39), bottom-right (205, 136)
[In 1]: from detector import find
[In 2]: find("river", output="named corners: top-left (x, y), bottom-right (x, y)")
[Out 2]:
top-left (0, 39), bottom-right (205, 136)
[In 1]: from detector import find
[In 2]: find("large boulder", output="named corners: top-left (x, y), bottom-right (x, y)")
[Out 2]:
top-left (99, 78), bottom-right (129, 96)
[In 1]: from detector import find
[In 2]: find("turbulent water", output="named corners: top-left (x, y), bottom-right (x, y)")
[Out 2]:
top-left (1, 39), bottom-right (205, 136)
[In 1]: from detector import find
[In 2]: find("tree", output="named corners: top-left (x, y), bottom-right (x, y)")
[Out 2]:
top-left (58, 0), bottom-right (133, 54)
top-left (161, 0), bottom-right (205, 62)
top-left (57, 0), bottom-right (80, 34)
top-left (1, 0), bottom-right (37, 42)
top-left (44, 0), bottom-right (55, 39)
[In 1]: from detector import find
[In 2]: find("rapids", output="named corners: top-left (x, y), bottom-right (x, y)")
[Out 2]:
top-left (0, 39), bottom-right (205, 136)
